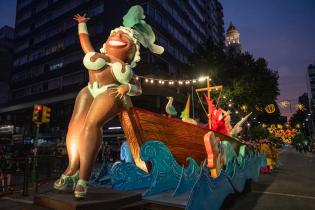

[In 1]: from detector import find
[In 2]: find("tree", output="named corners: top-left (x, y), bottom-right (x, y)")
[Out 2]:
top-left (190, 41), bottom-right (280, 124)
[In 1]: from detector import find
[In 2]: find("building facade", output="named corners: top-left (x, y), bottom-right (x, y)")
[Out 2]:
top-left (307, 63), bottom-right (315, 107)
top-left (305, 63), bottom-right (315, 152)
top-left (1, 0), bottom-right (225, 140)
top-left (0, 26), bottom-right (14, 107)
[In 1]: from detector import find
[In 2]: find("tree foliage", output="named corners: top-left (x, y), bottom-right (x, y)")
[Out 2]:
top-left (250, 125), bottom-right (268, 139)
top-left (190, 41), bottom-right (280, 124)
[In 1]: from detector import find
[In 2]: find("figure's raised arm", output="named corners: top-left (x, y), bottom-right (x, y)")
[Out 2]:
top-left (73, 14), bottom-right (95, 54)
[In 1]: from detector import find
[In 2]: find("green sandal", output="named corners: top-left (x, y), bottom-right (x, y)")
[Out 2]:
top-left (53, 171), bottom-right (79, 191)
top-left (74, 179), bottom-right (88, 199)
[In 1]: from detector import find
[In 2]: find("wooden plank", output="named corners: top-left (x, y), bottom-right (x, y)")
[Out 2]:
top-left (120, 109), bottom-right (148, 172)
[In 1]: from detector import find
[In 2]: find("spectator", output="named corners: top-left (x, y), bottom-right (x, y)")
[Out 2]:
top-left (0, 151), bottom-right (13, 192)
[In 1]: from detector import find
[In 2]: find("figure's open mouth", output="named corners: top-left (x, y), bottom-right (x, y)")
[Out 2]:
top-left (108, 40), bottom-right (127, 47)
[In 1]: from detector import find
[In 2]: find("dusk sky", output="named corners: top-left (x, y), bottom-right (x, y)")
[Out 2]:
top-left (221, 0), bottom-right (315, 115)
top-left (0, 0), bottom-right (314, 115)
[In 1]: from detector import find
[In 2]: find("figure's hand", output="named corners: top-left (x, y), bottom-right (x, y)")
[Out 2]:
top-left (111, 84), bottom-right (129, 99)
top-left (73, 13), bottom-right (90, 23)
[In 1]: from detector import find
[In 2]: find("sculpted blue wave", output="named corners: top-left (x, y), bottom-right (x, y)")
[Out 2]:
top-left (111, 140), bottom-right (201, 195)
top-left (173, 157), bottom-right (202, 196)
top-left (93, 139), bottom-right (265, 210)
top-left (186, 167), bottom-right (234, 210)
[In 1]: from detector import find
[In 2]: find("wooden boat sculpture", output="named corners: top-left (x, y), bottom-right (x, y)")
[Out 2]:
top-left (119, 106), bottom-right (246, 173)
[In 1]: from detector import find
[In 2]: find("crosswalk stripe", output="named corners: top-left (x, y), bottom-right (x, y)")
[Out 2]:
top-left (252, 191), bottom-right (315, 200)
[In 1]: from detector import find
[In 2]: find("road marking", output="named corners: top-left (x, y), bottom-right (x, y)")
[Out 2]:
top-left (1, 196), bottom-right (33, 204)
top-left (252, 191), bottom-right (315, 200)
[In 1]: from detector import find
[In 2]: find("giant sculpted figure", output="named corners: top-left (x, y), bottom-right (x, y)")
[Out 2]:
top-left (53, 5), bottom-right (163, 199)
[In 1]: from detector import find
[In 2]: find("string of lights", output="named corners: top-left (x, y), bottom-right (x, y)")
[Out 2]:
top-left (134, 75), bottom-right (305, 127)
top-left (135, 75), bottom-right (211, 86)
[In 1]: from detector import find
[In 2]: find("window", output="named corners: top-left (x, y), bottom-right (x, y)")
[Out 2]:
top-left (31, 83), bottom-right (43, 94)
top-left (64, 34), bottom-right (75, 47)
top-left (45, 41), bottom-right (64, 55)
top-left (14, 42), bottom-right (29, 53)
top-left (63, 52), bottom-right (82, 65)
top-left (12, 71), bottom-right (27, 82)
top-left (35, 0), bottom-right (48, 13)
top-left (155, 11), bottom-right (162, 24)
top-left (31, 66), bottom-right (44, 77)
top-left (47, 78), bottom-right (61, 90)
top-left (157, 34), bottom-right (168, 49)
top-left (35, 13), bottom-right (52, 28)
top-left (89, 4), bottom-right (104, 17)
top-left (49, 61), bottom-right (63, 71)
top-left (62, 72), bottom-right (85, 86)
top-left (149, 5), bottom-right (155, 18)
top-left (64, 19), bottom-right (76, 30)
top-left (94, 24), bottom-right (104, 35)
top-left (16, 10), bottom-right (31, 24)
top-left (16, 26), bottom-right (30, 37)
top-left (13, 88), bottom-right (30, 99)
top-left (141, 2), bottom-right (148, 13)
top-left (13, 55), bottom-right (28, 67)
top-left (28, 49), bottom-right (44, 62)
top-left (17, 0), bottom-right (32, 10)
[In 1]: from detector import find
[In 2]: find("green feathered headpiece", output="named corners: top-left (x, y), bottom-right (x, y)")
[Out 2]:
top-left (123, 5), bottom-right (164, 54)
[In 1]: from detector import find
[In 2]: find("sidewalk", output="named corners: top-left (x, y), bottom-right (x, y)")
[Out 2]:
top-left (0, 180), bottom-right (55, 210)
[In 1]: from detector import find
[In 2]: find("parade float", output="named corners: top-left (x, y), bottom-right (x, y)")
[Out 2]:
top-left (90, 77), bottom-right (266, 210)
top-left (30, 5), bottom-right (266, 210)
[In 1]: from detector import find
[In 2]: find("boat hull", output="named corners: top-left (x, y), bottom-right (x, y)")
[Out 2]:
top-left (120, 107), bottom-right (244, 171)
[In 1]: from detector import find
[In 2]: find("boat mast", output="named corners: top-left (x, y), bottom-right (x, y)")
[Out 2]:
top-left (195, 78), bottom-right (223, 129)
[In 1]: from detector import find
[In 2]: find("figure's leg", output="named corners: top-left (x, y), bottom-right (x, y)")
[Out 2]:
top-left (78, 92), bottom-right (122, 181)
top-left (64, 87), bottom-right (93, 176)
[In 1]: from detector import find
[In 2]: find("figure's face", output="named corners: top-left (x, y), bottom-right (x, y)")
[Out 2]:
top-left (105, 30), bottom-right (136, 63)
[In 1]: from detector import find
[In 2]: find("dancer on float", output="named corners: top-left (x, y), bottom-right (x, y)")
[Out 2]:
top-left (53, 5), bottom-right (164, 199)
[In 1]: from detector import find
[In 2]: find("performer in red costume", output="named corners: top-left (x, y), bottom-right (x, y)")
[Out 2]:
top-left (53, 5), bottom-right (163, 199)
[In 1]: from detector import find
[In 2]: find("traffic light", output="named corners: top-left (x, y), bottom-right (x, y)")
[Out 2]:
top-left (32, 104), bottom-right (43, 122)
top-left (42, 105), bottom-right (51, 123)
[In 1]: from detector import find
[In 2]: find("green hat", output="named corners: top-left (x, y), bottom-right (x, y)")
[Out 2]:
top-left (123, 5), bottom-right (164, 54)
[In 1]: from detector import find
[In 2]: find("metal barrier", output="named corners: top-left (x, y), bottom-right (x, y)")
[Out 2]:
top-left (1, 155), bottom-right (68, 196)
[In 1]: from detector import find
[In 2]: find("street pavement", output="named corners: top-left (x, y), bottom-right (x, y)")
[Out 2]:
top-left (222, 146), bottom-right (315, 210)
top-left (1, 146), bottom-right (314, 210)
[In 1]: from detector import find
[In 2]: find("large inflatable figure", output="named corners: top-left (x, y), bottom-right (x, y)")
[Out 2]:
top-left (53, 5), bottom-right (163, 199)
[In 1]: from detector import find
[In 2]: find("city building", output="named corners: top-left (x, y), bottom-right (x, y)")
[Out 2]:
top-left (306, 62), bottom-right (315, 143)
top-left (0, 26), bottom-right (14, 107)
top-left (225, 22), bottom-right (241, 53)
top-left (307, 62), bottom-right (315, 109)
top-left (0, 0), bottom-right (225, 141)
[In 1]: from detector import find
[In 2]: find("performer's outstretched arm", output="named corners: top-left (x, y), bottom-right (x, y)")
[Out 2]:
top-left (74, 14), bottom-right (95, 54)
